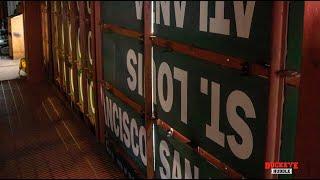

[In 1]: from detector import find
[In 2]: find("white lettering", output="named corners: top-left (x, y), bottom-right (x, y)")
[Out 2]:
top-left (131, 118), bottom-right (139, 157)
top-left (135, 1), bottom-right (143, 20)
top-left (123, 111), bottom-right (131, 148)
top-left (127, 49), bottom-right (137, 92)
top-left (158, 62), bottom-right (173, 112)
top-left (199, 1), bottom-right (208, 32)
top-left (113, 102), bottom-right (119, 137)
top-left (156, 1), bottom-right (170, 26)
top-left (139, 126), bottom-right (147, 166)
top-left (173, 67), bottom-right (188, 124)
top-left (159, 140), bottom-right (171, 179)
top-left (206, 81), bottom-right (225, 147)
top-left (174, 1), bottom-right (186, 28)
top-left (138, 52), bottom-right (143, 96)
top-left (209, 1), bottom-right (230, 35)
top-left (184, 159), bottom-right (199, 179)
top-left (172, 150), bottom-right (182, 179)
top-left (226, 90), bottom-right (255, 159)
top-left (118, 107), bottom-right (123, 142)
top-left (106, 97), bottom-right (113, 130)
top-left (234, 1), bottom-right (255, 38)
top-left (152, 59), bottom-right (157, 105)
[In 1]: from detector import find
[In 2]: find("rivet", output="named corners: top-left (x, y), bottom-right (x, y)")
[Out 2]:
top-left (167, 128), bottom-right (174, 137)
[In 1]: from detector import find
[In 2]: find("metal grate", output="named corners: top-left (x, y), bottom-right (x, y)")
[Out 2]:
top-left (0, 79), bottom-right (125, 179)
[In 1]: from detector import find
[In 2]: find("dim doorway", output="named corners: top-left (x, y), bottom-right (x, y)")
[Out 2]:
top-left (0, 8), bottom-right (26, 81)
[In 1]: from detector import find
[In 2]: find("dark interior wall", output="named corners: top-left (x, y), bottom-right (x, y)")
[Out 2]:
top-left (0, 2), bottom-right (8, 17)
top-left (23, 1), bottom-right (44, 83)
top-left (0, 2), bottom-right (8, 28)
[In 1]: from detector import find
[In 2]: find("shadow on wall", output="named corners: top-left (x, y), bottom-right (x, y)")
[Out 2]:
top-left (0, 57), bottom-right (26, 81)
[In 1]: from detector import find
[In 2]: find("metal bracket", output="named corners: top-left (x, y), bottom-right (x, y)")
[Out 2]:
top-left (140, 110), bottom-right (145, 119)
top-left (139, 35), bottom-right (144, 41)
top-left (191, 43), bottom-right (200, 49)
top-left (163, 46), bottom-right (173, 53)
top-left (241, 62), bottom-right (250, 76)
top-left (167, 128), bottom-right (174, 138)
top-left (187, 141), bottom-right (198, 149)
top-left (105, 82), bottom-right (112, 91)
top-left (277, 69), bottom-right (300, 77)
top-left (259, 61), bottom-right (270, 69)
top-left (104, 27), bottom-right (112, 33)
top-left (152, 107), bottom-right (158, 120)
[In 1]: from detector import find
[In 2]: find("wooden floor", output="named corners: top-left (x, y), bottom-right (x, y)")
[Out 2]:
top-left (0, 79), bottom-right (125, 179)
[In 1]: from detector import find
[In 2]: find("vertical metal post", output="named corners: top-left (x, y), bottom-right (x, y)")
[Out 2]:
top-left (144, 1), bottom-right (155, 178)
top-left (265, 1), bottom-right (288, 179)
top-left (94, 1), bottom-right (105, 144)
top-left (58, 2), bottom-right (64, 87)
top-left (23, 1), bottom-right (45, 83)
top-left (51, 1), bottom-right (59, 85)
top-left (79, 1), bottom-right (88, 121)
top-left (46, 2), bottom-right (53, 82)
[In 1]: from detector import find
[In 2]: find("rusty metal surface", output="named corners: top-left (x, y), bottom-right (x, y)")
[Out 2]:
top-left (156, 119), bottom-right (243, 178)
top-left (94, 1), bottom-right (105, 145)
top-left (143, 2), bottom-right (154, 178)
top-left (104, 81), bottom-right (144, 115)
top-left (0, 79), bottom-right (125, 179)
top-left (101, 22), bottom-right (300, 88)
top-left (265, 2), bottom-right (288, 179)
top-left (295, 2), bottom-right (320, 178)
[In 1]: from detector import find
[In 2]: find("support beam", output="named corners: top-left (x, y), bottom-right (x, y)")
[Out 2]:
top-left (94, 1), bottom-right (105, 144)
top-left (143, 1), bottom-right (155, 178)
top-left (264, 2), bottom-right (288, 179)
top-left (23, 1), bottom-right (44, 83)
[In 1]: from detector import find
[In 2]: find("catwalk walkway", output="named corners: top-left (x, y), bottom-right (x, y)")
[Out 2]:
top-left (0, 79), bottom-right (125, 179)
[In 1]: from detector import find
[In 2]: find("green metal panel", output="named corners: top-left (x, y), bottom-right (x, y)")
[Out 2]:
top-left (104, 90), bottom-right (147, 176)
top-left (102, 2), bottom-right (145, 177)
top-left (155, 127), bottom-right (228, 179)
top-left (100, 1), bottom-right (304, 178)
top-left (279, 2), bottom-right (304, 179)
top-left (278, 2), bottom-right (304, 178)
top-left (280, 86), bottom-right (299, 179)
top-left (101, 1), bottom-right (143, 32)
top-left (154, 1), bottom-right (273, 64)
top-left (286, 2), bottom-right (304, 71)
top-left (103, 33), bottom-right (144, 105)
top-left (153, 47), bottom-right (269, 177)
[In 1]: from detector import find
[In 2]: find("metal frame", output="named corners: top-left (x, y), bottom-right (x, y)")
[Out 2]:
top-left (143, 2), bottom-right (154, 178)
top-left (265, 2), bottom-right (289, 179)
top-left (96, 1), bottom-right (293, 178)
top-left (101, 24), bottom-right (299, 88)
top-left (45, 1), bottom-right (307, 178)
top-left (156, 119), bottom-right (243, 178)
top-left (94, 1), bottom-right (104, 144)
top-left (69, 2), bottom-right (80, 105)
top-left (40, 2), bottom-right (52, 81)
top-left (104, 82), bottom-right (144, 114)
